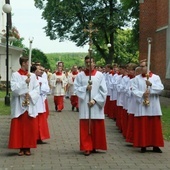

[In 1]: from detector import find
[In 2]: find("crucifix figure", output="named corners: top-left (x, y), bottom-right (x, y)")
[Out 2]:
top-left (84, 22), bottom-right (98, 51)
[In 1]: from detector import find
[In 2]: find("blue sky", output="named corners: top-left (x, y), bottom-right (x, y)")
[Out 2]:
top-left (10, 0), bottom-right (88, 53)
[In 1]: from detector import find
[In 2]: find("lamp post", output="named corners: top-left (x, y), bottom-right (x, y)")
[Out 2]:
top-left (3, 3), bottom-right (12, 106)
top-left (107, 43), bottom-right (111, 48)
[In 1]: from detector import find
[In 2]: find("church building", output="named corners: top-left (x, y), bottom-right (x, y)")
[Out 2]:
top-left (0, 0), bottom-right (23, 82)
top-left (139, 0), bottom-right (170, 96)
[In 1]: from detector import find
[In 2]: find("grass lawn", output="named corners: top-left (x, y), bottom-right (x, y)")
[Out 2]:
top-left (161, 106), bottom-right (170, 141)
top-left (0, 90), bottom-right (7, 98)
top-left (0, 90), bottom-right (170, 141)
top-left (0, 101), bottom-right (10, 115)
top-left (0, 90), bottom-right (11, 115)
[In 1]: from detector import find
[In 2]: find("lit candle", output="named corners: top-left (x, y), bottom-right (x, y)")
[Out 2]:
top-left (28, 37), bottom-right (34, 73)
top-left (147, 37), bottom-right (152, 74)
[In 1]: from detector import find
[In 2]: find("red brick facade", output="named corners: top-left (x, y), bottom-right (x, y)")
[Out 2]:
top-left (139, 0), bottom-right (170, 93)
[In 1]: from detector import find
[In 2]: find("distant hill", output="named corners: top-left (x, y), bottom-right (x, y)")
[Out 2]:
top-left (46, 52), bottom-right (87, 72)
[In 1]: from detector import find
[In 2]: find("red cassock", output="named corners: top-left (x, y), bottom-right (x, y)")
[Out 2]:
top-left (80, 120), bottom-right (107, 151)
top-left (116, 106), bottom-right (123, 132)
top-left (70, 95), bottom-right (78, 108)
top-left (45, 99), bottom-right (50, 118)
top-left (70, 71), bottom-right (79, 108)
top-left (104, 96), bottom-right (110, 115)
top-left (133, 116), bottom-right (164, 147)
top-left (108, 100), bottom-right (117, 119)
top-left (54, 96), bottom-right (64, 111)
top-left (121, 109), bottom-right (128, 138)
top-left (126, 114), bottom-right (134, 143)
top-left (36, 112), bottom-right (50, 141)
top-left (8, 111), bottom-right (37, 149)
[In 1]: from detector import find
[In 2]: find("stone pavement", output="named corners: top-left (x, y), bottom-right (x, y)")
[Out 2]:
top-left (0, 95), bottom-right (170, 170)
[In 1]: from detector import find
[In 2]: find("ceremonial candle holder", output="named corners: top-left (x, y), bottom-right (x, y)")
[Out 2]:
top-left (22, 93), bottom-right (30, 106)
top-left (143, 74), bottom-right (150, 106)
top-left (22, 73), bottom-right (31, 106)
top-left (88, 80), bottom-right (92, 85)
top-left (143, 37), bottom-right (152, 106)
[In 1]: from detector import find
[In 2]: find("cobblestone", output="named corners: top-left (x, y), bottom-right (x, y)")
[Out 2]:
top-left (0, 95), bottom-right (170, 170)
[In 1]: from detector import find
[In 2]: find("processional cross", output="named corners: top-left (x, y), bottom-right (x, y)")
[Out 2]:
top-left (83, 22), bottom-right (98, 134)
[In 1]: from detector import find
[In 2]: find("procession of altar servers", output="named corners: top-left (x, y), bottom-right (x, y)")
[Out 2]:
top-left (103, 63), bottom-right (164, 152)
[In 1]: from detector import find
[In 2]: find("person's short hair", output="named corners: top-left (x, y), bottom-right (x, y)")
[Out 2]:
top-left (31, 65), bottom-right (37, 73)
top-left (35, 62), bottom-right (41, 66)
top-left (56, 61), bottom-right (64, 67)
top-left (112, 63), bottom-right (118, 67)
top-left (128, 63), bottom-right (138, 71)
top-left (119, 64), bottom-right (127, 69)
top-left (84, 55), bottom-right (95, 62)
top-left (19, 56), bottom-right (29, 66)
top-left (140, 59), bottom-right (147, 63)
top-left (106, 64), bottom-right (113, 69)
top-left (140, 59), bottom-right (151, 67)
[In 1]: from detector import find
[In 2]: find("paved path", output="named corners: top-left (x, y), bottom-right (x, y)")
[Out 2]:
top-left (0, 95), bottom-right (170, 170)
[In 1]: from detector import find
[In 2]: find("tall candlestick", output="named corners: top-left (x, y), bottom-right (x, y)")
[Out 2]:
top-left (22, 37), bottom-right (34, 107)
top-left (147, 37), bottom-right (152, 74)
top-left (28, 37), bottom-right (34, 73)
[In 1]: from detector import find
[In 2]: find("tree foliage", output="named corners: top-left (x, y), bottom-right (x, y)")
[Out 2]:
top-left (12, 37), bottom-right (25, 48)
top-left (114, 29), bottom-right (139, 64)
top-left (93, 28), bottom-right (139, 65)
top-left (23, 48), bottom-right (51, 69)
top-left (120, 0), bottom-right (139, 45)
top-left (34, 0), bottom-right (130, 64)
top-left (46, 52), bottom-right (87, 72)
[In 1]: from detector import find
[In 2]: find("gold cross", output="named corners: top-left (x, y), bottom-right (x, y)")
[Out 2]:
top-left (83, 22), bottom-right (98, 48)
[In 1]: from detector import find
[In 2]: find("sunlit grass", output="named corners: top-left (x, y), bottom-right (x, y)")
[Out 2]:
top-left (0, 90), bottom-right (11, 115)
top-left (0, 90), bottom-right (6, 98)
top-left (161, 105), bottom-right (170, 141)
top-left (0, 100), bottom-right (10, 115)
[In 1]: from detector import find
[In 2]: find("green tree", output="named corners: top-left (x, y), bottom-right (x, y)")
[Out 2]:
top-left (46, 52), bottom-right (86, 72)
top-left (23, 48), bottom-right (51, 69)
top-left (114, 29), bottom-right (139, 64)
top-left (34, 0), bottom-right (129, 63)
top-left (93, 28), bottom-right (139, 65)
top-left (12, 37), bottom-right (25, 48)
top-left (120, 0), bottom-right (139, 46)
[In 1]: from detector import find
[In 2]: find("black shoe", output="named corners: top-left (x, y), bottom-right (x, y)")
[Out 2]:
top-left (153, 147), bottom-right (162, 153)
top-left (55, 106), bottom-right (58, 111)
top-left (37, 140), bottom-right (47, 144)
top-left (141, 147), bottom-right (146, 153)
top-left (91, 149), bottom-right (98, 153)
top-left (84, 150), bottom-right (90, 156)
top-left (72, 106), bottom-right (74, 111)
top-left (76, 108), bottom-right (79, 112)
top-left (18, 149), bottom-right (24, 156)
top-left (37, 140), bottom-right (43, 144)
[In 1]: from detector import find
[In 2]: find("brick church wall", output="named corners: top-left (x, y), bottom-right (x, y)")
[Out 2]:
top-left (139, 0), bottom-right (170, 94)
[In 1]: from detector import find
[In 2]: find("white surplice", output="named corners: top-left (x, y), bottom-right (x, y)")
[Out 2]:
top-left (50, 73), bottom-right (68, 96)
top-left (74, 71), bottom-right (107, 119)
top-left (10, 72), bottom-right (40, 118)
top-left (132, 74), bottom-right (164, 117)
top-left (36, 76), bottom-right (50, 113)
